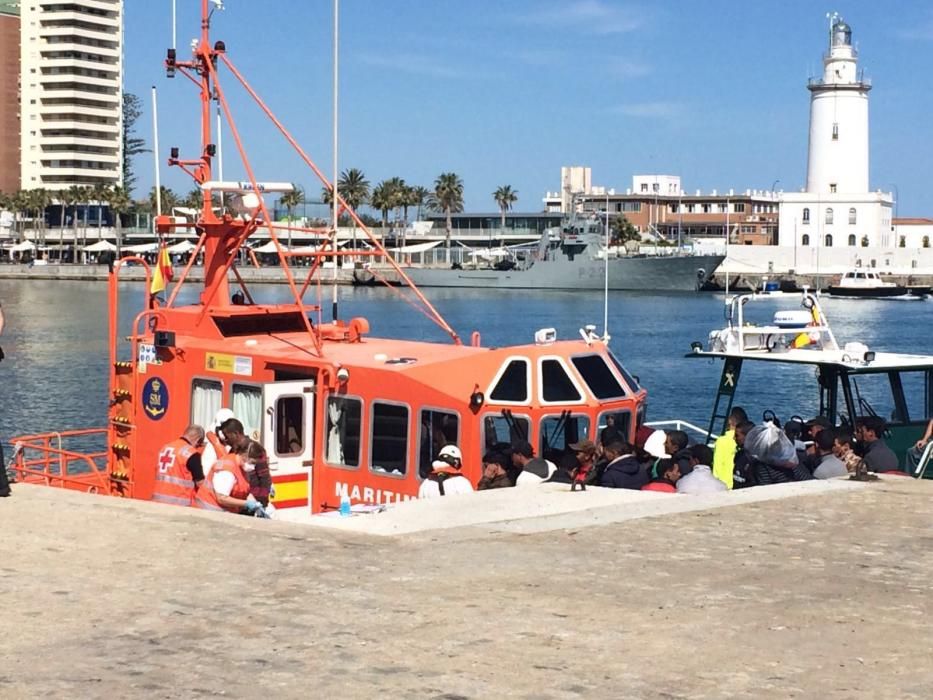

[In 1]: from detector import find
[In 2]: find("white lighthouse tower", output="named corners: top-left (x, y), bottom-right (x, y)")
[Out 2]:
top-left (805, 15), bottom-right (871, 194)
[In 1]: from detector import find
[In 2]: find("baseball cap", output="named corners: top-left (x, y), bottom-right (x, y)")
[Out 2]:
top-left (568, 439), bottom-right (596, 453)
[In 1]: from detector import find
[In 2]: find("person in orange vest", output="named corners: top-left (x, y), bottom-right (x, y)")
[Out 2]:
top-left (194, 419), bottom-right (263, 516)
top-left (153, 425), bottom-right (206, 507)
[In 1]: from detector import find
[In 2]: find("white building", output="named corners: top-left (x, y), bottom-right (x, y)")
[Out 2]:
top-left (19, 0), bottom-right (123, 189)
top-left (777, 16), bottom-right (894, 251)
top-left (544, 166), bottom-right (593, 212)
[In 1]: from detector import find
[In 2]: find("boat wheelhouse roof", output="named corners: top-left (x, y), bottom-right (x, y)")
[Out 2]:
top-left (689, 348), bottom-right (933, 373)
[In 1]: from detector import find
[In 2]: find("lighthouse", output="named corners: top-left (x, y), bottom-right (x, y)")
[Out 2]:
top-left (805, 16), bottom-right (871, 194)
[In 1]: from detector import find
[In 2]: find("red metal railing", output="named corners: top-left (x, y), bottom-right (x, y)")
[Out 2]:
top-left (9, 428), bottom-right (118, 495)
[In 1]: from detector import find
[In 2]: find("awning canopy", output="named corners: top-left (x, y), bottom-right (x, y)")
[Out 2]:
top-left (83, 240), bottom-right (117, 252)
top-left (124, 243), bottom-right (158, 254)
top-left (10, 240), bottom-right (36, 252)
top-left (167, 240), bottom-right (196, 254)
top-left (389, 240), bottom-right (444, 255)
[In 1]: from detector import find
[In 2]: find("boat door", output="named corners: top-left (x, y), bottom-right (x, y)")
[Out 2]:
top-left (262, 381), bottom-right (315, 511)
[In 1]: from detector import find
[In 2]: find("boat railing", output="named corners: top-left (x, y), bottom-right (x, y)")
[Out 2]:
top-left (9, 428), bottom-right (116, 495)
top-left (645, 419), bottom-right (712, 445)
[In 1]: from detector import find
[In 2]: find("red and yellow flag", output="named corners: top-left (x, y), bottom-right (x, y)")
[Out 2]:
top-left (150, 241), bottom-right (174, 296)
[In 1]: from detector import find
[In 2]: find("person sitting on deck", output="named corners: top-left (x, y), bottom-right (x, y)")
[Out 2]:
top-left (855, 416), bottom-right (899, 473)
top-left (832, 430), bottom-right (863, 475)
top-left (904, 417), bottom-right (933, 474)
top-left (731, 420), bottom-right (756, 489)
top-left (641, 458), bottom-right (681, 493)
top-left (511, 440), bottom-right (554, 486)
top-left (712, 406), bottom-right (748, 489)
top-left (153, 424), bottom-right (206, 507)
top-left (567, 440), bottom-right (598, 490)
top-left (664, 430), bottom-right (692, 474)
top-left (811, 429), bottom-right (849, 479)
top-left (677, 444), bottom-right (727, 494)
top-left (599, 441), bottom-right (648, 490)
top-left (478, 451), bottom-right (514, 490)
top-left (418, 445), bottom-right (473, 498)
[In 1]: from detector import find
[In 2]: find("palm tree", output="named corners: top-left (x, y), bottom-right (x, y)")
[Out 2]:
top-left (493, 185), bottom-right (518, 232)
top-left (427, 172), bottom-right (464, 263)
top-left (90, 183), bottom-right (110, 241)
top-left (410, 185), bottom-right (429, 221)
top-left (12, 190), bottom-right (29, 241)
top-left (370, 181), bottom-right (393, 230)
top-left (107, 186), bottom-right (132, 257)
top-left (182, 186), bottom-right (203, 212)
top-left (382, 177), bottom-right (407, 230)
top-left (278, 185), bottom-right (304, 249)
top-left (148, 186), bottom-right (178, 217)
top-left (336, 169), bottom-right (369, 261)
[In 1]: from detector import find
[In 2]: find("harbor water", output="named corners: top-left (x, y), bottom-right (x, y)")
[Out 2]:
top-left (0, 279), bottom-right (930, 447)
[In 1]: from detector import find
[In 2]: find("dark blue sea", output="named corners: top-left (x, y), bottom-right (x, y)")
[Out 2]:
top-left (1, 279), bottom-right (930, 449)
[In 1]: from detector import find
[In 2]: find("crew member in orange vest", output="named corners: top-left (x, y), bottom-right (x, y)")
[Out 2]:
top-left (194, 419), bottom-right (263, 515)
top-left (153, 425), bottom-right (206, 507)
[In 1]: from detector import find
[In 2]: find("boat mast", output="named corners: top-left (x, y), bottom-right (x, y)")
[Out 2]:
top-left (331, 0), bottom-right (339, 321)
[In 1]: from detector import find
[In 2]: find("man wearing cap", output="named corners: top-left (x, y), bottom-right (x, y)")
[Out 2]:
top-left (478, 451), bottom-right (513, 490)
top-left (511, 440), bottom-right (554, 486)
top-left (418, 444), bottom-right (473, 498)
top-left (566, 439), bottom-right (597, 491)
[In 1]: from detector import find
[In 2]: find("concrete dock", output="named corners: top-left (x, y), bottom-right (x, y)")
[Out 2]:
top-left (2, 479), bottom-right (932, 698)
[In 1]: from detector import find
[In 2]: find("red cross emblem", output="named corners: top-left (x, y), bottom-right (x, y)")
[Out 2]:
top-left (158, 447), bottom-right (175, 473)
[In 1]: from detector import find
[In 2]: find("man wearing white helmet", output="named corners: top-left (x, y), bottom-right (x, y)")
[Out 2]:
top-left (202, 407), bottom-right (236, 473)
top-left (418, 444), bottom-right (473, 498)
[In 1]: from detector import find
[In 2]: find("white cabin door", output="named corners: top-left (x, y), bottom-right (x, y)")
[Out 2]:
top-left (262, 381), bottom-right (315, 511)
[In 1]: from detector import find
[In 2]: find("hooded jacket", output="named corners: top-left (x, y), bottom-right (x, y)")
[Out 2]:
top-left (600, 455), bottom-right (648, 490)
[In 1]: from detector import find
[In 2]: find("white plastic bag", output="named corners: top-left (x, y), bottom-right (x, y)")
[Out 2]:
top-left (744, 423), bottom-right (798, 466)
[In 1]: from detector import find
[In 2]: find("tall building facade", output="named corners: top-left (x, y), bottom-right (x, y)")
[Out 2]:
top-left (19, 0), bottom-right (123, 190)
top-left (778, 16), bottom-right (893, 249)
top-left (0, 1), bottom-right (20, 193)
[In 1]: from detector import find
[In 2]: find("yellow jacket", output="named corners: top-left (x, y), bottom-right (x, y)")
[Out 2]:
top-left (712, 430), bottom-right (737, 489)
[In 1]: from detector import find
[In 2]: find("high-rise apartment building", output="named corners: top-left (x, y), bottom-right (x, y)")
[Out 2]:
top-left (19, 0), bottom-right (123, 190)
top-left (0, 1), bottom-right (20, 193)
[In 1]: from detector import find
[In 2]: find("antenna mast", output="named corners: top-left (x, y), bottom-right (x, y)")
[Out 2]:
top-left (331, 0), bottom-right (340, 322)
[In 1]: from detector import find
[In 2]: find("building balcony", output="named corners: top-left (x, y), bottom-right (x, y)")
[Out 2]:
top-left (41, 74), bottom-right (119, 91)
top-left (38, 103), bottom-right (120, 119)
top-left (40, 54), bottom-right (120, 68)
top-left (40, 38), bottom-right (120, 59)
top-left (40, 132), bottom-right (119, 146)
top-left (39, 10), bottom-right (120, 29)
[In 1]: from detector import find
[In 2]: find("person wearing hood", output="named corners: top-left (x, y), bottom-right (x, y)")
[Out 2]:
top-left (478, 451), bottom-right (513, 490)
top-left (599, 441), bottom-right (648, 490)
top-left (418, 444), bottom-right (473, 498)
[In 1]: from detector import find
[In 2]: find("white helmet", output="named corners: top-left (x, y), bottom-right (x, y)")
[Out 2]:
top-left (213, 407), bottom-right (235, 433)
top-left (437, 444), bottom-right (462, 464)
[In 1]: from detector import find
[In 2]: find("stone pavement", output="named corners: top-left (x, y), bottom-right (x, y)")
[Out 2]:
top-left (1, 479), bottom-right (932, 699)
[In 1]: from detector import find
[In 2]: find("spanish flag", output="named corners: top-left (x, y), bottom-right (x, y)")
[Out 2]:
top-left (150, 241), bottom-right (174, 296)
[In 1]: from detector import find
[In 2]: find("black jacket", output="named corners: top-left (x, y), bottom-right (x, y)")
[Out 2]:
top-left (600, 456), bottom-right (648, 490)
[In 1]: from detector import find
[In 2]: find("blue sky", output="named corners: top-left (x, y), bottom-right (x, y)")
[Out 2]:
top-left (126, 1), bottom-right (933, 216)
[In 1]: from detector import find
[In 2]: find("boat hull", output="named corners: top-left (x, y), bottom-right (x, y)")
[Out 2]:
top-left (827, 285), bottom-right (929, 299)
top-left (404, 254), bottom-right (725, 292)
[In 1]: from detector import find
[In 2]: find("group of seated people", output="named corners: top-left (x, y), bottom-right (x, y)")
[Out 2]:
top-left (419, 406), bottom-right (912, 499)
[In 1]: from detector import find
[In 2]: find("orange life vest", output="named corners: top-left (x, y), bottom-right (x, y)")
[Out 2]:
top-left (153, 437), bottom-right (199, 507)
top-left (194, 454), bottom-right (251, 513)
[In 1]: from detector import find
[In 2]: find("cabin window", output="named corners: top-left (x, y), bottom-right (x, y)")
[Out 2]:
top-left (598, 410), bottom-right (633, 445)
top-left (191, 378), bottom-right (223, 430)
top-left (539, 414), bottom-right (591, 464)
top-left (274, 396), bottom-right (304, 457)
top-left (801, 234), bottom-right (810, 246)
top-left (489, 359), bottom-right (529, 403)
top-left (825, 208), bottom-right (834, 225)
top-left (607, 350), bottom-right (641, 393)
top-left (419, 409), bottom-right (460, 478)
top-left (825, 234), bottom-right (833, 247)
top-left (571, 354), bottom-right (626, 399)
top-left (899, 371), bottom-right (930, 424)
top-left (541, 358), bottom-right (583, 403)
top-left (232, 384), bottom-right (262, 442)
top-left (325, 395), bottom-right (362, 468)
top-left (849, 374), bottom-right (899, 425)
top-left (849, 208), bottom-right (857, 225)
top-left (370, 402), bottom-right (409, 476)
top-left (482, 413), bottom-right (530, 452)
top-left (802, 208), bottom-right (810, 223)
top-left (848, 234), bottom-right (856, 246)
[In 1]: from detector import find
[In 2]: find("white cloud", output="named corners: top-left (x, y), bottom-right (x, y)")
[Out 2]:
top-left (356, 52), bottom-right (468, 79)
top-left (898, 23), bottom-right (933, 41)
top-left (609, 101), bottom-right (680, 118)
top-left (607, 59), bottom-right (652, 79)
top-left (521, 0), bottom-right (646, 35)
